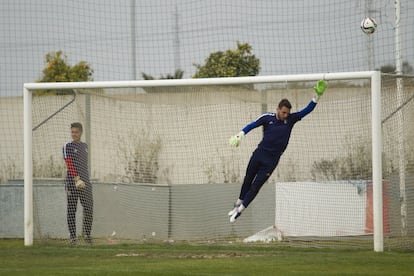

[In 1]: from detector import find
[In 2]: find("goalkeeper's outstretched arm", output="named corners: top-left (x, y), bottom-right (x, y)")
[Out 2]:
top-left (297, 80), bottom-right (327, 118)
top-left (229, 131), bottom-right (244, 147)
top-left (312, 79), bottom-right (327, 103)
top-left (229, 80), bottom-right (326, 147)
top-left (229, 121), bottom-right (260, 147)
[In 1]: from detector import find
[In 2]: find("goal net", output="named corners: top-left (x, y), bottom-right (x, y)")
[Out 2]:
top-left (24, 72), bottom-right (414, 251)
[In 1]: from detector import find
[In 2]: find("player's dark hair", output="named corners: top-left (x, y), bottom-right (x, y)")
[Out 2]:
top-left (71, 122), bottom-right (83, 132)
top-left (278, 99), bottom-right (292, 109)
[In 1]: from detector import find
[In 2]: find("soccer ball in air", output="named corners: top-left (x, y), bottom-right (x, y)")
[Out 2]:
top-left (360, 17), bottom-right (377, 34)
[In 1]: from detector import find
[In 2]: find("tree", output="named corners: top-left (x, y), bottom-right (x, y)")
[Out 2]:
top-left (142, 69), bottom-right (184, 80)
top-left (378, 61), bottom-right (413, 74)
top-left (36, 51), bottom-right (93, 95)
top-left (193, 42), bottom-right (260, 78)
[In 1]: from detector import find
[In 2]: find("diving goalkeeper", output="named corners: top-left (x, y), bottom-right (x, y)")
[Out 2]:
top-left (228, 80), bottom-right (327, 223)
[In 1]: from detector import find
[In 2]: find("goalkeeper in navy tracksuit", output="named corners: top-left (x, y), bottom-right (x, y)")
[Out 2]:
top-left (63, 122), bottom-right (93, 245)
top-left (228, 80), bottom-right (327, 222)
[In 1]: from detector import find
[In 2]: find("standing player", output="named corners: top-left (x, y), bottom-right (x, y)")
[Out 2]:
top-left (63, 122), bottom-right (93, 245)
top-left (228, 80), bottom-right (327, 222)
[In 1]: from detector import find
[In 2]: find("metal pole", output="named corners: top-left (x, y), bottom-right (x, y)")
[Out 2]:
top-left (365, 0), bottom-right (375, 70)
top-left (173, 4), bottom-right (180, 71)
top-left (394, 0), bottom-right (407, 237)
top-left (23, 88), bottom-right (33, 246)
top-left (86, 94), bottom-right (92, 176)
top-left (371, 71), bottom-right (383, 252)
top-left (131, 0), bottom-right (137, 80)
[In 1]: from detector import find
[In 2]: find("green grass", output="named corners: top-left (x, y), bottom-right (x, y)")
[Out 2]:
top-left (1, 239), bottom-right (414, 275)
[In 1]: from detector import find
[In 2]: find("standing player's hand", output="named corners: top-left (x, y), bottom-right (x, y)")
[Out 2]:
top-left (74, 176), bottom-right (86, 189)
top-left (229, 131), bottom-right (245, 147)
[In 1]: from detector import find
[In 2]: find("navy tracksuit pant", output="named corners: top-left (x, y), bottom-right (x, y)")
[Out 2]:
top-left (239, 148), bottom-right (281, 208)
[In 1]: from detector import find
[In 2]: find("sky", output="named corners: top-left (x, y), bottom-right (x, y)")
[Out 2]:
top-left (0, 0), bottom-right (413, 96)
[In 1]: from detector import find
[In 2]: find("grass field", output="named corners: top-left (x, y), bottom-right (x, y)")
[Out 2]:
top-left (1, 239), bottom-right (414, 275)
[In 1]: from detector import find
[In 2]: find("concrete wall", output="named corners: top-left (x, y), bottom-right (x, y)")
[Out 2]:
top-left (2, 177), bottom-right (411, 241)
top-left (0, 179), bottom-right (275, 241)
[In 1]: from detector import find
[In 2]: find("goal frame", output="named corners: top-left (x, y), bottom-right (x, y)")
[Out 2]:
top-left (23, 71), bottom-right (383, 251)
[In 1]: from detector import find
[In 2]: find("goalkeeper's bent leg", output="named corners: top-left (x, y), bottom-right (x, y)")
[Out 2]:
top-left (242, 166), bottom-right (274, 208)
top-left (239, 154), bottom-right (261, 200)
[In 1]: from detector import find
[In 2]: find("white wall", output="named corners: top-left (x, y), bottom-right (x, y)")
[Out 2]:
top-left (275, 181), bottom-right (367, 236)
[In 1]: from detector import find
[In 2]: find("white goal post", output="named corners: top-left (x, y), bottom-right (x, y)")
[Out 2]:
top-left (23, 71), bottom-right (383, 251)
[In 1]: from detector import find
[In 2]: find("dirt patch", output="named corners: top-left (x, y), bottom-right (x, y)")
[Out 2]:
top-left (116, 252), bottom-right (252, 259)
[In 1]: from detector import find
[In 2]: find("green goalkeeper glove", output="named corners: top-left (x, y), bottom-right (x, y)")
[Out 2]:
top-left (314, 80), bottom-right (327, 96)
top-left (313, 80), bottom-right (327, 102)
top-left (229, 131), bottom-right (245, 147)
top-left (74, 175), bottom-right (86, 189)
